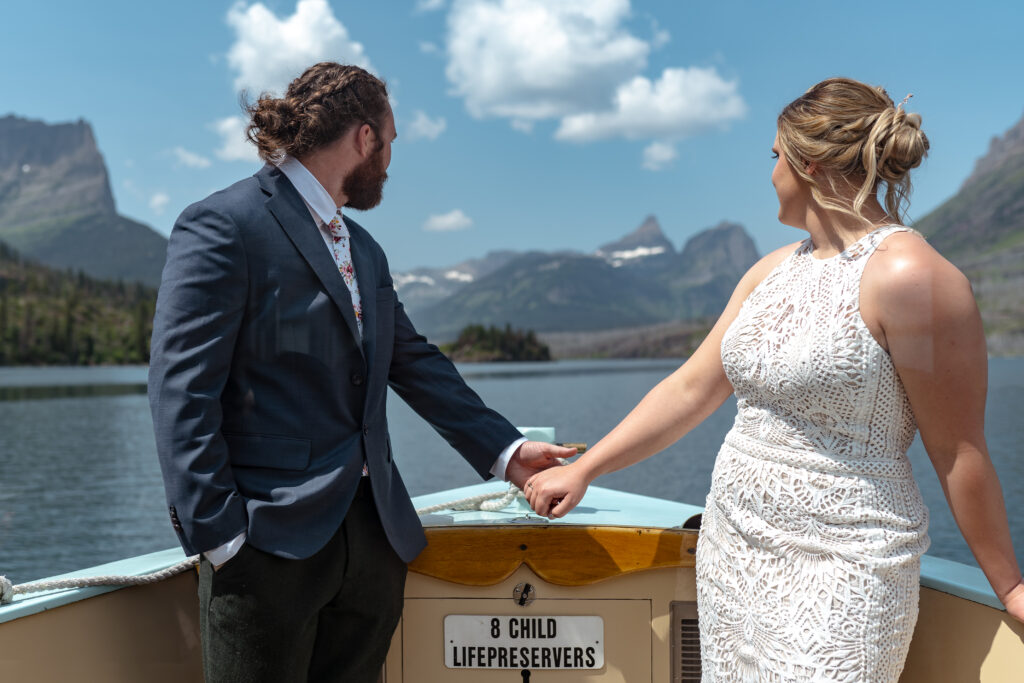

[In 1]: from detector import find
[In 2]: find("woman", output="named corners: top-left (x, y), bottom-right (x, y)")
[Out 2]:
top-left (524, 77), bottom-right (1024, 681)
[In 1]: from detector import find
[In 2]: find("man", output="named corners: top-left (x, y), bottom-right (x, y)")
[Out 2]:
top-left (148, 62), bottom-right (573, 683)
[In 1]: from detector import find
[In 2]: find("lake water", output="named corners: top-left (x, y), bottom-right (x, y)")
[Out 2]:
top-left (1, 358), bottom-right (1023, 585)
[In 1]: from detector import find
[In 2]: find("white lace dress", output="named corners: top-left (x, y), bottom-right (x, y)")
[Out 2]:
top-left (696, 226), bottom-right (930, 682)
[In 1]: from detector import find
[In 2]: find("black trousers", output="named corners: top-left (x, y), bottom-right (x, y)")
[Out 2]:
top-left (198, 479), bottom-right (407, 683)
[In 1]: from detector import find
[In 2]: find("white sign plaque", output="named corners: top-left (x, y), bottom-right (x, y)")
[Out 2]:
top-left (444, 615), bottom-right (604, 669)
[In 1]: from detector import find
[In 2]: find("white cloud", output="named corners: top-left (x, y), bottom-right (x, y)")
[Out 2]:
top-left (443, 0), bottom-right (746, 166)
top-left (555, 67), bottom-right (746, 142)
top-left (407, 111), bottom-right (447, 140)
top-left (150, 192), bottom-right (170, 214)
top-left (172, 146), bottom-right (213, 169)
top-left (419, 41), bottom-right (440, 54)
top-left (214, 116), bottom-right (260, 163)
top-left (417, 0), bottom-right (446, 11)
top-left (226, 0), bottom-right (372, 97)
top-left (642, 141), bottom-right (677, 171)
top-left (424, 209), bottom-right (473, 232)
top-left (446, 0), bottom-right (649, 121)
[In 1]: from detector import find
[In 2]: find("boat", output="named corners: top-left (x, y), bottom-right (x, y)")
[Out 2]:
top-left (2, 429), bottom-right (1022, 681)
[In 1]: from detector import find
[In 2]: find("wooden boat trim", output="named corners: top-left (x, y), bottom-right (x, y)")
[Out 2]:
top-left (408, 524), bottom-right (698, 586)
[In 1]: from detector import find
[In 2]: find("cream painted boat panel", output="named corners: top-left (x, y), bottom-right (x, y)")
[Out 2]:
top-left (0, 571), bottom-right (202, 683)
top-left (386, 563), bottom-right (699, 682)
top-left (901, 586), bottom-right (1024, 683)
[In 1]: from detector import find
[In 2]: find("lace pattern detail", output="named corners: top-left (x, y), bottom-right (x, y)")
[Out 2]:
top-left (697, 226), bottom-right (930, 682)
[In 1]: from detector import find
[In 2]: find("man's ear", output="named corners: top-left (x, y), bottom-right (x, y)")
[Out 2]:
top-left (355, 123), bottom-right (377, 158)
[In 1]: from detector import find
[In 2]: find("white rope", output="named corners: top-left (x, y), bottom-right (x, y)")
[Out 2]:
top-left (0, 556), bottom-right (199, 605)
top-left (416, 482), bottom-right (526, 515)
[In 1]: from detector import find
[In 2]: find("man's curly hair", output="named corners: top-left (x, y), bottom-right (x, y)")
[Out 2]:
top-left (245, 62), bottom-right (389, 163)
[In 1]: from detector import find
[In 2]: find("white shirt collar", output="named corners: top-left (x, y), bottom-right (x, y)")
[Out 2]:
top-left (276, 155), bottom-right (342, 227)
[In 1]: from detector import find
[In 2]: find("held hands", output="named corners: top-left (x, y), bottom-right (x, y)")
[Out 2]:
top-left (505, 441), bottom-right (578, 491)
top-left (524, 461), bottom-right (591, 519)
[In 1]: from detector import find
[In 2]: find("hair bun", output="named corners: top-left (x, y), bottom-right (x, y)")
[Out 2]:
top-left (875, 107), bottom-right (929, 182)
top-left (903, 111), bottom-right (922, 130)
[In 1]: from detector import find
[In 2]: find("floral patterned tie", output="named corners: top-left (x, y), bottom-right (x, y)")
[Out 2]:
top-left (325, 210), bottom-right (363, 337)
top-left (326, 210), bottom-right (369, 476)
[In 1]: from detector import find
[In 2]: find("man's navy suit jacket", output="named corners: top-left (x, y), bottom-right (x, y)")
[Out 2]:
top-left (148, 164), bottom-right (521, 563)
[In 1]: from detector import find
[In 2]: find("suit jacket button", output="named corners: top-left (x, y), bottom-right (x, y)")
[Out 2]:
top-left (350, 371), bottom-right (364, 386)
top-left (362, 425), bottom-right (370, 436)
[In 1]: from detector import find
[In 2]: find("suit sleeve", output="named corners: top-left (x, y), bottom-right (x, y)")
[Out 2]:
top-left (380, 254), bottom-right (523, 480)
top-left (148, 202), bottom-right (249, 556)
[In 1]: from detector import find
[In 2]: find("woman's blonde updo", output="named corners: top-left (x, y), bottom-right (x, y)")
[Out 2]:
top-left (245, 62), bottom-right (389, 163)
top-left (776, 77), bottom-right (930, 224)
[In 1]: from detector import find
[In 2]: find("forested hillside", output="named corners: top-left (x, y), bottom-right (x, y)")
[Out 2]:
top-left (0, 241), bottom-right (154, 365)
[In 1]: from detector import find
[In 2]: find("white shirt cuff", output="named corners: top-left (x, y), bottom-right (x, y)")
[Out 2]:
top-left (203, 531), bottom-right (247, 566)
top-left (490, 437), bottom-right (528, 481)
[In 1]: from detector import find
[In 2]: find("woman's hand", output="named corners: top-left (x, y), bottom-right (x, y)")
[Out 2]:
top-left (524, 461), bottom-right (591, 519)
top-left (1000, 579), bottom-right (1024, 624)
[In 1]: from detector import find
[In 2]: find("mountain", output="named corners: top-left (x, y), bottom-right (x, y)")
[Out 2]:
top-left (392, 250), bottom-right (521, 312)
top-left (596, 214), bottom-right (677, 270)
top-left (409, 218), bottom-right (760, 340)
top-left (916, 112), bottom-right (1024, 261)
top-left (413, 250), bottom-right (672, 339)
top-left (0, 115), bottom-right (167, 286)
top-left (670, 221), bottom-right (761, 319)
top-left (914, 109), bottom-right (1024, 353)
top-left (392, 216), bottom-right (689, 319)
top-left (961, 115), bottom-right (1024, 189)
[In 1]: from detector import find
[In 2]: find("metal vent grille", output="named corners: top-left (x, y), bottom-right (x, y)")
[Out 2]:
top-left (670, 601), bottom-right (701, 682)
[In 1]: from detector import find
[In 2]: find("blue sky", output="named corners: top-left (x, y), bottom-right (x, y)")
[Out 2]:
top-left (3, 0), bottom-right (1022, 270)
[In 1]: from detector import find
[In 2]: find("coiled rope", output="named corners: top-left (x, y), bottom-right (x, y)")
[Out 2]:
top-left (415, 482), bottom-right (528, 515)
top-left (1, 485), bottom-right (529, 605)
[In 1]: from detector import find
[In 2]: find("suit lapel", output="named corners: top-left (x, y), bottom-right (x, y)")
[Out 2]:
top-left (258, 165), bottom-right (365, 358)
top-left (346, 216), bottom-right (376, 372)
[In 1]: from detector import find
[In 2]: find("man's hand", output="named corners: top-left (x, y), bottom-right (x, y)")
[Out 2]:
top-left (505, 441), bottom-right (577, 490)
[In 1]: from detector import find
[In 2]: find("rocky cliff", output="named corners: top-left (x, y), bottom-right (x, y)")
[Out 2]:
top-left (915, 109), bottom-right (1024, 353)
top-left (0, 115), bottom-right (167, 286)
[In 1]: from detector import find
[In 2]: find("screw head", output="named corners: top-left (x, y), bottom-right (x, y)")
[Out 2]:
top-left (513, 582), bottom-right (536, 606)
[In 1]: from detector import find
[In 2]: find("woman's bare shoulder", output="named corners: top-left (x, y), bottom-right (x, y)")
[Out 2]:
top-left (870, 230), bottom-right (966, 281)
top-left (864, 230), bottom-right (974, 316)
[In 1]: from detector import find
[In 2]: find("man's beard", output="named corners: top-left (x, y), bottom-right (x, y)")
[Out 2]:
top-left (343, 148), bottom-right (388, 211)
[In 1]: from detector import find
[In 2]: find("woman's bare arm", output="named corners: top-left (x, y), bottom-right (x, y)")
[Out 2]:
top-left (865, 233), bottom-right (1024, 620)
top-left (525, 242), bottom-right (800, 517)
